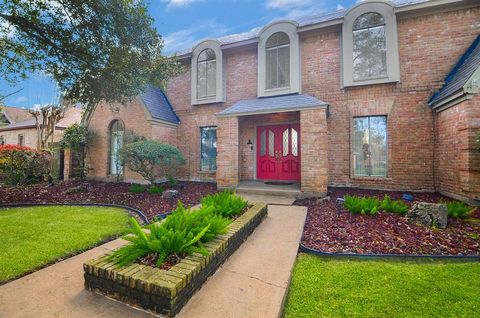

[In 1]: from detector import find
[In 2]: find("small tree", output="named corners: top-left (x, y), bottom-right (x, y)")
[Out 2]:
top-left (119, 140), bottom-right (185, 185)
top-left (59, 124), bottom-right (92, 181)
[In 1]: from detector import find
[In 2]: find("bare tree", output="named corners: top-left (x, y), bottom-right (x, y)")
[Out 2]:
top-left (29, 105), bottom-right (66, 151)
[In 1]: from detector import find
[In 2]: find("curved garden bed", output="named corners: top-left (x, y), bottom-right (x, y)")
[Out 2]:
top-left (295, 188), bottom-right (480, 257)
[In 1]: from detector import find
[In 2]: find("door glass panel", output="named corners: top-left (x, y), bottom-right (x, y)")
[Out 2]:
top-left (260, 129), bottom-right (266, 156)
top-left (268, 129), bottom-right (274, 157)
top-left (292, 128), bottom-right (298, 156)
top-left (283, 128), bottom-right (289, 156)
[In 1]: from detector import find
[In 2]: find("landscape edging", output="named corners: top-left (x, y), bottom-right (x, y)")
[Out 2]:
top-left (299, 243), bottom-right (480, 261)
top-left (83, 202), bottom-right (268, 317)
top-left (0, 203), bottom-right (149, 224)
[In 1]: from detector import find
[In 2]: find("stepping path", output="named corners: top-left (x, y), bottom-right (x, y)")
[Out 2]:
top-left (0, 204), bottom-right (307, 318)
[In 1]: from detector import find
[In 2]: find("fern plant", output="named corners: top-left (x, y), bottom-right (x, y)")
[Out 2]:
top-left (380, 195), bottom-right (409, 215)
top-left (445, 201), bottom-right (473, 218)
top-left (201, 190), bottom-right (248, 218)
top-left (344, 195), bottom-right (380, 215)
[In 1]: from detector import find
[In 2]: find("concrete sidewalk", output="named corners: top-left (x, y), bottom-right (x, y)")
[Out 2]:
top-left (0, 204), bottom-right (307, 318)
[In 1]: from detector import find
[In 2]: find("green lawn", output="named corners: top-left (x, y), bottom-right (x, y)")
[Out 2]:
top-left (0, 205), bottom-right (130, 283)
top-left (284, 254), bottom-right (480, 318)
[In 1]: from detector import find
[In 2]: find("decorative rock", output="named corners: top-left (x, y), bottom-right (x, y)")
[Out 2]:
top-left (316, 196), bottom-right (330, 203)
top-left (407, 202), bottom-right (448, 228)
top-left (162, 190), bottom-right (178, 199)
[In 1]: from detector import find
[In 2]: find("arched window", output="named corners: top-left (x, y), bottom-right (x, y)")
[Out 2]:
top-left (109, 120), bottom-right (124, 175)
top-left (265, 32), bottom-right (290, 89)
top-left (352, 12), bottom-right (387, 80)
top-left (197, 48), bottom-right (216, 99)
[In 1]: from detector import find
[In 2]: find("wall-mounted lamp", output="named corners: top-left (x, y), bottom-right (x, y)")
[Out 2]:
top-left (247, 139), bottom-right (253, 150)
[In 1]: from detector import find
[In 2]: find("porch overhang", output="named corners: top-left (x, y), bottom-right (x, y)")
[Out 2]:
top-left (215, 93), bottom-right (329, 117)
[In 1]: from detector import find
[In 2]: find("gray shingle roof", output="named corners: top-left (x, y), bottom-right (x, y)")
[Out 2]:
top-left (140, 86), bottom-right (180, 125)
top-left (217, 94), bottom-right (328, 117)
top-left (177, 0), bottom-right (430, 56)
top-left (428, 34), bottom-right (480, 107)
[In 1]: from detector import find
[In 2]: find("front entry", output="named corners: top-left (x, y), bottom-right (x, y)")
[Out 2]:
top-left (257, 124), bottom-right (300, 181)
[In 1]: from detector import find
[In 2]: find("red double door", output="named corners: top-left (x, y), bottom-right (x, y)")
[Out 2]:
top-left (257, 124), bottom-right (300, 181)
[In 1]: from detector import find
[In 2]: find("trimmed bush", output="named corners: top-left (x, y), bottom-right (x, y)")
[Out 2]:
top-left (344, 195), bottom-right (380, 215)
top-left (381, 195), bottom-right (409, 215)
top-left (0, 145), bottom-right (51, 185)
top-left (119, 140), bottom-right (185, 185)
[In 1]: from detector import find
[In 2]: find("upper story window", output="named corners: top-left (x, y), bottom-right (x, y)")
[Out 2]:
top-left (352, 13), bottom-right (387, 80)
top-left (265, 32), bottom-right (290, 90)
top-left (197, 49), bottom-right (216, 99)
top-left (342, 1), bottom-right (399, 87)
top-left (258, 21), bottom-right (300, 97)
top-left (191, 40), bottom-right (224, 105)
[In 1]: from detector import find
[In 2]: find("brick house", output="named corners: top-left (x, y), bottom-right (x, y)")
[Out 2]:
top-left (84, 0), bottom-right (480, 203)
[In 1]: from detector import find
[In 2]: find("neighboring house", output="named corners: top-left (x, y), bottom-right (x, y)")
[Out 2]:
top-left (84, 0), bottom-right (480, 203)
top-left (0, 106), bottom-right (33, 145)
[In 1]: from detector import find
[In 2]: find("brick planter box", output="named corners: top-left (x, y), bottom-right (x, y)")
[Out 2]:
top-left (84, 202), bottom-right (267, 316)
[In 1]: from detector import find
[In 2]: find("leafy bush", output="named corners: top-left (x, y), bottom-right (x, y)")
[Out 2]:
top-left (110, 201), bottom-right (231, 267)
top-left (446, 201), bottom-right (472, 218)
top-left (147, 185), bottom-right (164, 195)
top-left (380, 195), bottom-right (409, 215)
top-left (59, 123), bottom-right (93, 181)
top-left (344, 195), bottom-right (380, 215)
top-left (0, 145), bottom-right (51, 185)
top-left (201, 190), bottom-right (248, 218)
top-left (129, 184), bottom-right (145, 194)
top-left (119, 140), bottom-right (185, 184)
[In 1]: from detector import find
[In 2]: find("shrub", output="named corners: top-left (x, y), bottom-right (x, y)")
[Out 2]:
top-left (344, 195), bottom-right (380, 215)
top-left (129, 184), bottom-right (145, 194)
top-left (445, 201), bottom-right (472, 218)
top-left (59, 124), bottom-right (93, 181)
top-left (167, 175), bottom-right (178, 187)
top-left (147, 185), bottom-right (164, 195)
top-left (119, 140), bottom-right (185, 185)
top-left (381, 195), bottom-right (409, 215)
top-left (0, 145), bottom-right (51, 185)
top-left (110, 201), bottom-right (231, 267)
top-left (201, 190), bottom-right (248, 218)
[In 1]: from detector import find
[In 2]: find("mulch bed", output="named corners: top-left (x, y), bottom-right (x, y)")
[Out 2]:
top-left (295, 187), bottom-right (480, 256)
top-left (0, 180), bottom-right (217, 220)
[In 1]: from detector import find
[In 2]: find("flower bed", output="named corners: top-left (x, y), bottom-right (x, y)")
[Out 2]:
top-left (0, 180), bottom-right (216, 220)
top-left (84, 202), bottom-right (267, 316)
top-left (296, 188), bottom-right (480, 256)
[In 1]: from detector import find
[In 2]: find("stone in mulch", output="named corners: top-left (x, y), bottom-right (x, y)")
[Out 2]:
top-left (408, 202), bottom-right (448, 229)
top-left (295, 187), bottom-right (480, 256)
top-left (0, 180), bottom-right (217, 220)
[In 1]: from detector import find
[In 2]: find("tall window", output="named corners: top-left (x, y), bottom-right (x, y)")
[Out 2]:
top-left (353, 116), bottom-right (387, 177)
top-left (197, 48), bottom-right (216, 99)
top-left (0, 135), bottom-right (5, 145)
top-left (352, 12), bottom-right (387, 80)
top-left (200, 127), bottom-right (217, 171)
top-left (17, 134), bottom-right (24, 146)
top-left (109, 120), bottom-right (124, 175)
top-left (265, 32), bottom-right (290, 89)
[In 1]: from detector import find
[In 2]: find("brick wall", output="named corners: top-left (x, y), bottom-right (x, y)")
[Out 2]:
top-left (435, 94), bottom-right (480, 202)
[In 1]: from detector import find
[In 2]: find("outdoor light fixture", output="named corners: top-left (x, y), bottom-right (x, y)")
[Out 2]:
top-left (247, 139), bottom-right (253, 150)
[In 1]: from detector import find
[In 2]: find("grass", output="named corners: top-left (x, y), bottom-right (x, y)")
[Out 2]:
top-left (0, 205), bottom-right (130, 283)
top-left (284, 254), bottom-right (480, 318)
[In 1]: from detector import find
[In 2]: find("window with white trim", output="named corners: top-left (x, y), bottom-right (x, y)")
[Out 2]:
top-left (265, 32), bottom-right (290, 90)
top-left (109, 120), bottom-right (124, 175)
top-left (197, 49), bottom-right (216, 99)
top-left (353, 116), bottom-right (387, 177)
top-left (0, 135), bottom-right (5, 145)
top-left (200, 127), bottom-right (217, 171)
top-left (17, 134), bottom-right (24, 146)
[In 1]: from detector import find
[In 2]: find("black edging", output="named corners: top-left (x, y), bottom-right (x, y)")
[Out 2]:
top-left (299, 243), bottom-right (480, 261)
top-left (0, 203), bottom-right (149, 225)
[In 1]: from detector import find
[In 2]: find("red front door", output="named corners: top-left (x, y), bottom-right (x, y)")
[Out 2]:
top-left (257, 124), bottom-right (300, 181)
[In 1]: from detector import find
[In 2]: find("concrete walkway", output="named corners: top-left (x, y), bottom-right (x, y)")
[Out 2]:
top-left (0, 204), bottom-right (307, 318)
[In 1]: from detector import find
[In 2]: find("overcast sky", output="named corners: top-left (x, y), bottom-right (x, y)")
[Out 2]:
top-left (1, 0), bottom-right (356, 108)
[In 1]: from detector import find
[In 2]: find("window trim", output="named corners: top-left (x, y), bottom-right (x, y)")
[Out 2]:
top-left (191, 40), bottom-right (225, 105)
top-left (258, 21), bottom-right (300, 97)
top-left (199, 126), bottom-right (217, 172)
top-left (342, 1), bottom-right (400, 87)
top-left (196, 48), bottom-right (217, 99)
top-left (352, 115), bottom-right (388, 178)
top-left (108, 120), bottom-right (124, 176)
top-left (0, 135), bottom-right (5, 145)
top-left (17, 134), bottom-right (24, 146)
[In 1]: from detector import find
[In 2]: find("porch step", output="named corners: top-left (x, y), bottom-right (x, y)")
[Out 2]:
top-left (235, 185), bottom-right (301, 198)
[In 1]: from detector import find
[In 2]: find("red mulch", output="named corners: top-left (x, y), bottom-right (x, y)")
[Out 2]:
top-left (0, 180), bottom-right (217, 220)
top-left (295, 187), bottom-right (480, 256)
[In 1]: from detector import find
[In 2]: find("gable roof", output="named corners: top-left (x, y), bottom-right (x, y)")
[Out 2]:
top-left (0, 106), bottom-right (33, 124)
top-left (177, 0), bottom-right (432, 56)
top-left (139, 85), bottom-right (180, 125)
top-left (428, 34), bottom-right (480, 109)
top-left (217, 93), bottom-right (328, 117)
